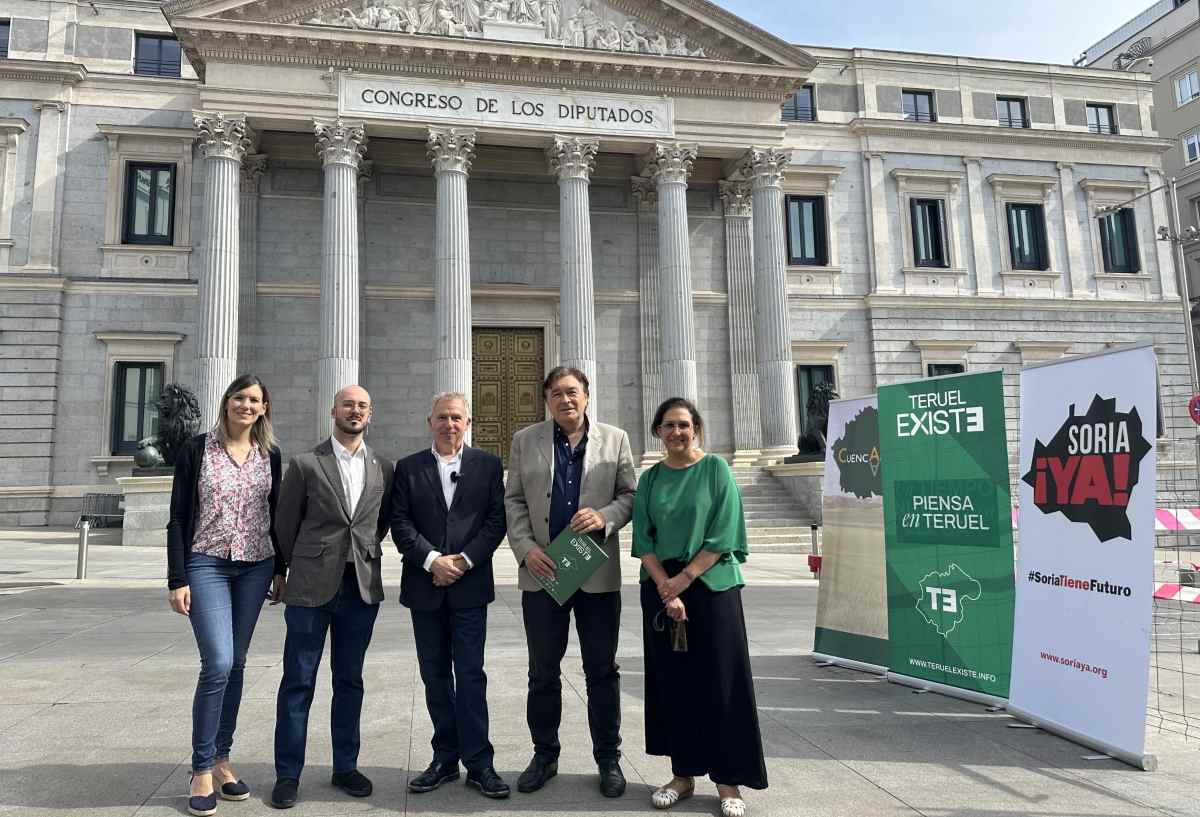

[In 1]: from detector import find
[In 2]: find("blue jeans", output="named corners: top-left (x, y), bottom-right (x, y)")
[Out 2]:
top-left (186, 552), bottom-right (274, 773)
top-left (275, 565), bottom-right (380, 781)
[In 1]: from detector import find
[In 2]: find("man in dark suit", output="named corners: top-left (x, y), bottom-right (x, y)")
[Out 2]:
top-left (390, 391), bottom-right (510, 799)
top-left (270, 385), bottom-right (394, 809)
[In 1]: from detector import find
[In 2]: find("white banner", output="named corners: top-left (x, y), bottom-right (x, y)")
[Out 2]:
top-left (1009, 343), bottom-right (1157, 769)
top-left (340, 75), bottom-right (675, 138)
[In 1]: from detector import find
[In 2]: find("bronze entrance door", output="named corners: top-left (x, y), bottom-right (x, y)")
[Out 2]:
top-left (471, 327), bottom-right (545, 465)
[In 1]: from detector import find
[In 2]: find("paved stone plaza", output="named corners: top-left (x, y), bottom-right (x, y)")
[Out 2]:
top-left (2, 532), bottom-right (1200, 817)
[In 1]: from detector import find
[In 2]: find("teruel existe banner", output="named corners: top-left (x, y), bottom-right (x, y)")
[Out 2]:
top-left (878, 370), bottom-right (1015, 700)
top-left (1008, 343), bottom-right (1156, 769)
top-left (814, 396), bottom-right (887, 669)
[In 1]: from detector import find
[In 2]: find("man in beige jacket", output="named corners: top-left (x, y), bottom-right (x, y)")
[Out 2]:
top-left (504, 366), bottom-right (637, 798)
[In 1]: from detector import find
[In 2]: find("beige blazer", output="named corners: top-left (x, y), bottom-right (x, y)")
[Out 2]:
top-left (505, 419), bottom-right (637, 593)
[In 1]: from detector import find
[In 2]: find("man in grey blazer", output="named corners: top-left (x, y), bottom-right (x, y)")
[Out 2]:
top-left (270, 385), bottom-right (394, 809)
top-left (505, 366), bottom-right (637, 798)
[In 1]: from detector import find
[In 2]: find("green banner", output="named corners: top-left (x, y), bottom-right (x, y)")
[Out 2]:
top-left (878, 371), bottom-right (1015, 698)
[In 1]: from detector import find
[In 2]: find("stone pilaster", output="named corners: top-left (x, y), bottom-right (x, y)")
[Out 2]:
top-left (642, 141), bottom-right (699, 403)
top-left (27, 102), bottom-right (66, 274)
top-left (237, 154), bottom-right (267, 373)
top-left (1057, 161), bottom-right (1089, 298)
top-left (963, 157), bottom-right (993, 295)
top-left (740, 147), bottom-right (798, 461)
top-left (314, 118), bottom-right (367, 437)
top-left (864, 152), bottom-right (893, 293)
top-left (1147, 167), bottom-right (1180, 301)
top-left (719, 179), bottom-right (762, 465)
top-left (194, 112), bottom-right (253, 429)
top-left (428, 127), bottom-right (477, 406)
top-left (548, 135), bottom-right (600, 418)
top-left (633, 176), bottom-right (663, 465)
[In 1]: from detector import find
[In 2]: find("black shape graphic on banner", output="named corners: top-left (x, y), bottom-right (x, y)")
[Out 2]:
top-left (1020, 395), bottom-right (1151, 542)
top-left (834, 406), bottom-right (881, 499)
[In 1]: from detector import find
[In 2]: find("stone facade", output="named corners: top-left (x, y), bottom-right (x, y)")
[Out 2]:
top-left (0, 0), bottom-right (1191, 525)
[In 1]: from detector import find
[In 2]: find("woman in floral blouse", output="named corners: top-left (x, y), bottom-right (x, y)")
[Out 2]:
top-left (167, 375), bottom-right (285, 817)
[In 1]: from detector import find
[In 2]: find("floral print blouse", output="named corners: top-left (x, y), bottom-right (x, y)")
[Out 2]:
top-left (191, 433), bottom-right (274, 563)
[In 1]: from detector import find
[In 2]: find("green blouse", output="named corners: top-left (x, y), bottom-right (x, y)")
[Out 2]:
top-left (631, 453), bottom-right (748, 591)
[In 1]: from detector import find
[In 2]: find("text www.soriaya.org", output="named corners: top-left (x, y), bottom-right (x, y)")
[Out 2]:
top-left (1039, 650), bottom-right (1109, 680)
top-left (1025, 570), bottom-right (1133, 598)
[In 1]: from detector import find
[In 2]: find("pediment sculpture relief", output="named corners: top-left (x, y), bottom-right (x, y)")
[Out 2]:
top-left (304, 0), bottom-right (706, 57)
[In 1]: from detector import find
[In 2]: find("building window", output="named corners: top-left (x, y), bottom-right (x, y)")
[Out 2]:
top-left (134, 33), bottom-right (182, 77)
top-left (1006, 202), bottom-right (1049, 271)
top-left (910, 198), bottom-right (948, 267)
top-left (1186, 130), bottom-right (1200, 164)
top-left (996, 97), bottom-right (1028, 128)
top-left (111, 362), bottom-right (163, 455)
top-left (781, 85), bottom-right (816, 122)
top-left (1177, 69), bottom-right (1200, 106)
top-left (902, 89), bottom-right (936, 122)
top-left (785, 195), bottom-right (828, 266)
top-left (1099, 208), bottom-right (1140, 273)
top-left (1086, 103), bottom-right (1117, 134)
top-left (796, 364), bottom-right (836, 454)
top-left (0, 20), bottom-right (9, 58)
top-left (122, 162), bottom-right (176, 245)
top-left (927, 362), bottom-right (965, 378)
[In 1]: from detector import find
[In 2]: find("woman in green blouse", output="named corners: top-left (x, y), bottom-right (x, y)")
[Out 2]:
top-left (632, 398), bottom-right (767, 817)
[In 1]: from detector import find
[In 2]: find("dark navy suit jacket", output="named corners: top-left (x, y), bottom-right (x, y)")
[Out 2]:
top-left (389, 445), bottom-right (507, 611)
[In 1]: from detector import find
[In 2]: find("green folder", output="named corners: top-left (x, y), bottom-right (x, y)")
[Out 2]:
top-left (533, 528), bottom-right (609, 606)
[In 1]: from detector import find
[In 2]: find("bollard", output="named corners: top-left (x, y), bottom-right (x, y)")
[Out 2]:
top-left (76, 519), bottom-right (89, 580)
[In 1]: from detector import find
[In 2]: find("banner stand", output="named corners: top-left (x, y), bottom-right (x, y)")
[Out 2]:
top-left (886, 672), bottom-right (1007, 709)
top-left (1006, 702), bottom-right (1157, 771)
top-left (811, 653), bottom-right (887, 676)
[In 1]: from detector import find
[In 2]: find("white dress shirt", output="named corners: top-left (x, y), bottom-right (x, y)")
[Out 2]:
top-left (332, 435), bottom-right (367, 516)
top-left (424, 444), bottom-right (473, 573)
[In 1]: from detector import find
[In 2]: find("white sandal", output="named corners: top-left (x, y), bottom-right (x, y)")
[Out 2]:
top-left (720, 796), bottom-right (747, 817)
top-left (651, 781), bottom-right (694, 809)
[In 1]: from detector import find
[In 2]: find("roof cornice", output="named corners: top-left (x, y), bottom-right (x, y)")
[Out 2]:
top-left (0, 59), bottom-right (88, 86)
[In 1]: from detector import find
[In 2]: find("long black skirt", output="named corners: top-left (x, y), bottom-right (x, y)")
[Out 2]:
top-left (640, 564), bottom-right (768, 789)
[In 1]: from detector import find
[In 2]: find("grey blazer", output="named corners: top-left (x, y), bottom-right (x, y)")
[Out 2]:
top-left (274, 439), bottom-right (395, 607)
top-left (505, 419), bottom-right (637, 593)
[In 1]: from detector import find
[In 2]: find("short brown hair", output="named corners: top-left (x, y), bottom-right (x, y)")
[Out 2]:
top-left (650, 397), bottom-right (704, 443)
top-left (542, 366), bottom-right (589, 397)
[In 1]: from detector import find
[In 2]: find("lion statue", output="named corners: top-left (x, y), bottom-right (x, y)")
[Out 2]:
top-left (133, 383), bottom-right (202, 468)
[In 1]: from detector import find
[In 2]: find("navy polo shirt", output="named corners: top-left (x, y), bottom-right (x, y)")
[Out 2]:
top-left (549, 420), bottom-right (588, 542)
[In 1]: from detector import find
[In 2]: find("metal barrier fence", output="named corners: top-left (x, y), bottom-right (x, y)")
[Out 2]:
top-left (1148, 384), bottom-right (1200, 741)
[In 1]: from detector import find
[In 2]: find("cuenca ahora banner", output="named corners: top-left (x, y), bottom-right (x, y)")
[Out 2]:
top-left (878, 370), bottom-right (1015, 701)
top-left (1008, 343), bottom-right (1157, 770)
top-left (813, 396), bottom-right (888, 670)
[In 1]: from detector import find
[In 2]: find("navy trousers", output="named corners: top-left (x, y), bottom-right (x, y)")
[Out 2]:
top-left (274, 565), bottom-right (379, 780)
top-left (410, 602), bottom-right (493, 774)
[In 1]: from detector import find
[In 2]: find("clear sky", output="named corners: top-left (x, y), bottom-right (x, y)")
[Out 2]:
top-left (711, 0), bottom-right (1153, 65)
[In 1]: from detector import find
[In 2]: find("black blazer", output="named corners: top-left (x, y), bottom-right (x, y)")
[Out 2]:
top-left (389, 446), bottom-right (507, 611)
top-left (166, 433), bottom-right (284, 590)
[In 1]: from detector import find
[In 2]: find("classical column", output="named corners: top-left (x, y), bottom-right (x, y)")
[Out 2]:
top-left (633, 176), bottom-right (663, 465)
top-left (237, 154), bottom-right (267, 373)
top-left (1057, 161), bottom-right (1089, 298)
top-left (741, 147), bottom-right (799, 460)
top-left (428, 127), bottom-right (477, 404)
top-left (642, 142), bottom-right (699, 403)
top-left (719, 179), bottom-right (762, 465)
top-left (548, 135), bottom-right (600, 418)
top-left (194, 112), bottom-right (253, 429)
top-left (314, 118), bottom-right (367, 438)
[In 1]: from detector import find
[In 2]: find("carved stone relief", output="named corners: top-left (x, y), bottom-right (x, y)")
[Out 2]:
top-left (303, 0), bottom-right (707, 57)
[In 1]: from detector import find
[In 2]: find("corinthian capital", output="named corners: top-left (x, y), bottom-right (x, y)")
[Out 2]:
top-left (631, 176), bottom-right (658, 209)
top-left (739, 147), bottom-right (792, 189)
top-left (547, 135), bottom-right (599, 181)
top-left (314, 118), bottom-right (368, 168)
top-left (718, 180), bottom-right (753, 217)
top-left (194, 112), bottom-right (254, 162)
top-left (427, 127), bottom-right (476, 175)
top-left (240, 154), bottom-right (269, 194)
top-left (642, 142), bottom-right (698, 186)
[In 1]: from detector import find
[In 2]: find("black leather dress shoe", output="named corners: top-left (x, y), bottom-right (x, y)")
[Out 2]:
top-left (598, 760), bottom-right (626, 798)
top-left (466, 767), bottom-right (511, 799)
top-left (269, 779), bottom-right (299, 810)
top-left (331, 769), bottom-right (373, 798)
top-left (516, 755), bottom-right (558, 793)
top-left (407, 761), bottom-right (460, 793)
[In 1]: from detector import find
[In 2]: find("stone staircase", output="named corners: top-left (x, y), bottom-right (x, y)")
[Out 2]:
top-left (619, 463), bottom-right (816, 555)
